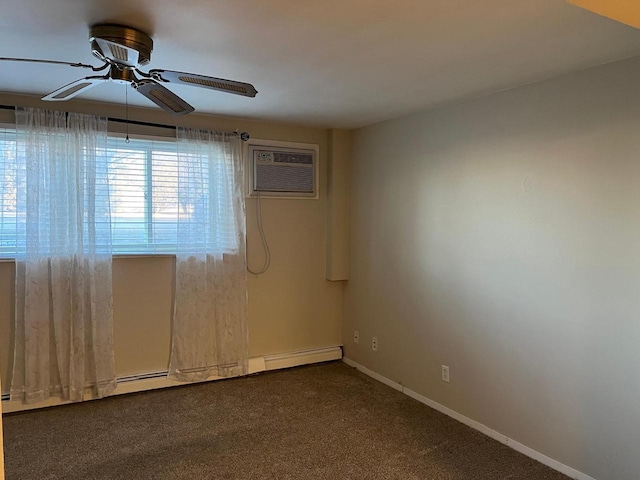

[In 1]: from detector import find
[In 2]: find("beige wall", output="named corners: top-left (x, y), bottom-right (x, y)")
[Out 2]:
top-left (0, 93), bottom-right (343, 387)
top-left (343, 56), bottom-right (640, 480)
top-left (0, 376), bottom-right (4, 480)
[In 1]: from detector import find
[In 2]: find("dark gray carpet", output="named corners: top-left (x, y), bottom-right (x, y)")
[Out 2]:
top-left (2, 361), bottom-right (569, 479)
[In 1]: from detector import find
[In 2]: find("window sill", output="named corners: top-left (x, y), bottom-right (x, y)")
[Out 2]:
top-left (113, 254), bottom-right (176, 259)
top-left (0, 254), bottom-right (177, 262)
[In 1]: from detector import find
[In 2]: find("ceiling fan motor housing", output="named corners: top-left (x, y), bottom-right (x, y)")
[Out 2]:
top-left (89, 24), bottom-right (153, 67)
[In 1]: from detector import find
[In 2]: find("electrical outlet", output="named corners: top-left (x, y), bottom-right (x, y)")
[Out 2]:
top-left (372, 337), bottom-right (378, 352)
top-left (354, 330), bottom-right (360, 344)
top-left (441, 365), bottom-right (450, 383)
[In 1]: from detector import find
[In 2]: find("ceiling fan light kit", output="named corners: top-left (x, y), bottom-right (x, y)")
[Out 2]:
top-left (1, 23), bottom-right (258, 116)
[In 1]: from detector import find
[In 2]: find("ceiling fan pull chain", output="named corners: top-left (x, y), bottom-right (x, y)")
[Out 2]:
top-left (125, 84), bottom-right (130, 144)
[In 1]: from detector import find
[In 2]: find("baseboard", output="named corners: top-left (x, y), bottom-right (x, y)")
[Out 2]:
top-left (342, 357), bottom-right (403, 392)
top-left (342, 357), bottom-right (596, 480)
top-left (0, 345), bottom-right (342, 414)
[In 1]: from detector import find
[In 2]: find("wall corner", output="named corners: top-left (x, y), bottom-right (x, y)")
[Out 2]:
top-left (326, 128), bottom-right (352, 281)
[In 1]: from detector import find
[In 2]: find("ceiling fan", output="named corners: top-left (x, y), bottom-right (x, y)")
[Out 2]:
top-left (0, 24), bottom-right (258, 116)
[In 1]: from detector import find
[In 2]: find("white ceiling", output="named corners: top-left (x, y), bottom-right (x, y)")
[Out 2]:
top-left (1, 0), bottom-right (639, 129)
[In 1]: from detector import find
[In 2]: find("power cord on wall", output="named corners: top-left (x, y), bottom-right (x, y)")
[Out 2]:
top-left (247, 190), bottom-right (271, 275)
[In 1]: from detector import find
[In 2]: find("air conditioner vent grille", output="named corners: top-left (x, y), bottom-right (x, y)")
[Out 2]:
top-left (273, 152), bottom-right (313, 165)
top-left (255, 164), bottom-right (314, 193)
top-left (248, 143), bottom-right (318, 199)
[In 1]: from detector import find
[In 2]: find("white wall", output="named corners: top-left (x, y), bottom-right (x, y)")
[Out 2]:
top-left (343, 56), bottom-right (640, 480)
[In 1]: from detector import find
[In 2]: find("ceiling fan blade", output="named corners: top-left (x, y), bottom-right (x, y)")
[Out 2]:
top-left (133, 79), bottom-right (195, 116)
top-left (42, 75), bottom-right (108, 101)
top-left (148, 69), bottom-right (258, 98)
top-left (0, 57), bottom-right (106, 71)
top-left (566, 0), bottom-right (640, 28)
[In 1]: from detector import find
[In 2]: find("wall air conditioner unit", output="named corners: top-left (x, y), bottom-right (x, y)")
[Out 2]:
top-left (247, 140), bottom-right (319, 199)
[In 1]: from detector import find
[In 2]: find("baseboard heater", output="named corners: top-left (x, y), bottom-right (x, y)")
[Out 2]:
top-left (1, 345), bottom-right (343, 412)
top-left (0, 372), bottom-right (169, 403)
top-left (117, 371), bottom-right (169, 384)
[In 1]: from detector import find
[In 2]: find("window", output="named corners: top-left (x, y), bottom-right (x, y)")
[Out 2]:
top-left (0, 127), bottom-right (17, 257)
top-left (107, 136), bottom-right (182, 254)
top-left (0, 128), bottom-right (238, 257)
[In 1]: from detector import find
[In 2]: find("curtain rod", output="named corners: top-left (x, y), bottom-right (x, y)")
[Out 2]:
top-left (0, 104), bottom-right (250, 141)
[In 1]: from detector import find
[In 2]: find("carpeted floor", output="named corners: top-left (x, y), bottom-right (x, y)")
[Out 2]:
top-left (2, 361), bottom-right (570, 480)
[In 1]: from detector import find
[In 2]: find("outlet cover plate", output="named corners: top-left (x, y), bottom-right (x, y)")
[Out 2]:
top-left (441, 365), bottom-right (450, 383)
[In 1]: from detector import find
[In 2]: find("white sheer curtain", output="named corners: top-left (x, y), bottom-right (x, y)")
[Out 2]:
top-left (10, 107), bottom-right (116, 404)
top-left (168, 128), bottom-right (249, 382)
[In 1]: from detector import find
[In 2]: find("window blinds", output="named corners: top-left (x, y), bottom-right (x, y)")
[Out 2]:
top-left (0, 130), bottom-right (238, 257)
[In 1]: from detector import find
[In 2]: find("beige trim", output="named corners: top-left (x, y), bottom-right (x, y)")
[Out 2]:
top-left (566, 0), bottom-right (640, 29)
